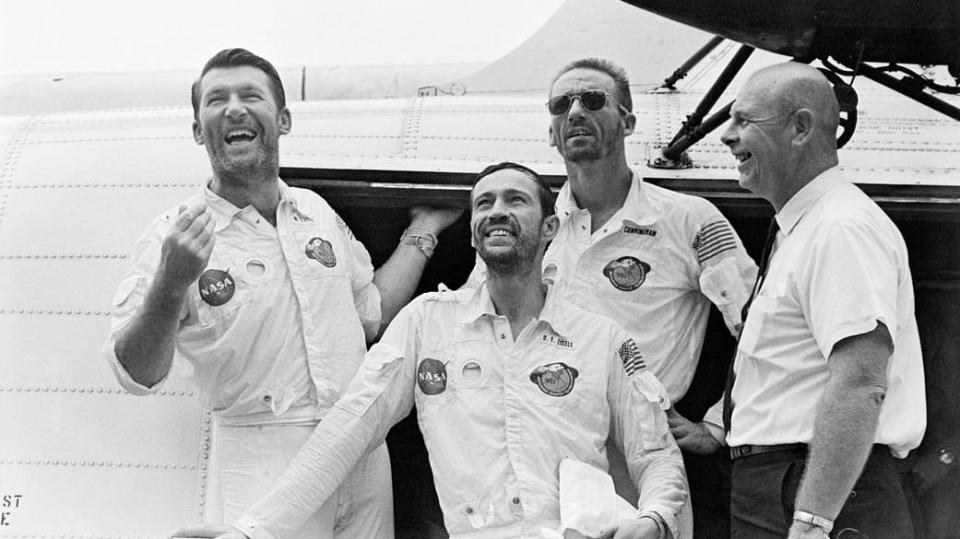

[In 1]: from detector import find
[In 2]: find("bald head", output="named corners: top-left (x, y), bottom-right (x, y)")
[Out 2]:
top-left (745, 63), bottom-right (840, 141)
top-left (722, 62), bottom-right (843, 209)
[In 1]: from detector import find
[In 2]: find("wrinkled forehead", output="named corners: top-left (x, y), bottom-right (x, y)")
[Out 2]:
top-left (550, 67), bottom-right (617, 97)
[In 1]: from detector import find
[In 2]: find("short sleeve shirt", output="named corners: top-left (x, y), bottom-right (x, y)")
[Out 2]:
top-left (728, 168), bottom-right (925, 457)
top-left (104, 179), bottom-right (381, 422)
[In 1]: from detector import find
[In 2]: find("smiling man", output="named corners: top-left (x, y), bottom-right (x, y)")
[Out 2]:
top-left (466, 58), bottom-right (757, 536)
top-left (718, 62), bottom-right (924, 538)
top-left (174, 162), bottom-right (688, 539)
top-left (103, 48), bottom-right (460, 538)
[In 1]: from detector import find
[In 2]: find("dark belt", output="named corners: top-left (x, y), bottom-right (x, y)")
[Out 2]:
top-left (730, 443), bottom-right (807, 460)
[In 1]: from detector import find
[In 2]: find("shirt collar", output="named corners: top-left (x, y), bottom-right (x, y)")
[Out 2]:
top-left (555, 169), bottom-right (657, 227)
top-left (775, 166), bottom-right (845, 235)
top-left (201, 177), bottom-right (296, 232)
top-left (459, 280), bottom-right (572, 340)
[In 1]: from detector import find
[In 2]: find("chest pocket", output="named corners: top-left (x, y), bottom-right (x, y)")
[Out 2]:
top-left (415, 341), bottom-right (499, 412)
top-left (738, 294), bottom-right (778, 356)
top-left (291, 223), bottom-right (350, 279)
top-left (190, 250), bottom-right (261, 328)
top-left (524, 349), bottom-right (586, 412)
top-left (588, 234), bottom-right (666, 297)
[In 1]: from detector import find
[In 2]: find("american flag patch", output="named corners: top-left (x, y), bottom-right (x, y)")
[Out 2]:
top-left (693, 220), bottom-right (738, 264)
top-left (618, 339), bottom-right (646, 376)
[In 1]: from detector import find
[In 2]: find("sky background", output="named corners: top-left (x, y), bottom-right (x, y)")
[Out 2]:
top-left (0, 0), bottom-right (564, 74)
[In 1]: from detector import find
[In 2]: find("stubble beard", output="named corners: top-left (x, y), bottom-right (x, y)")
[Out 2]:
top-left (478, 238), bottom-right (538, 278)
top-left (208, 139), bottom-right (279, 182)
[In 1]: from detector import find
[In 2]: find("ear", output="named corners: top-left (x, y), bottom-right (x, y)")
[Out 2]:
top-left (192, 119), bottom-right (204, 145)
top-left (622, 112), bottom-right (636, 137)
top-left (540, 214), bottom-right (560, 242)
top-left (278, 108), bottom-right (292, 135)
top-left (548, 125), bottom-right (557, 148)
top-left (791, 108), bottom-right (815, 147)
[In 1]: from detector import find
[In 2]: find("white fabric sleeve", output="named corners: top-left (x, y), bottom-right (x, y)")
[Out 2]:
top-left (609, 329), bottom-right (689, 539)
top-left (237, 299), bottom-right (422, 539)
top-left (694, 205), bottom-right (758, 337)
top-left (102, 216), bottom-right (177, 395)
top-left (336, 212), bottom-right (382, 341)
top-left (799, 218), bottom-right (900, 359)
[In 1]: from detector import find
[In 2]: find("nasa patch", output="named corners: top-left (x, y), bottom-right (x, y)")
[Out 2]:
top-left (305, 237), bottom-right (337, 267)
top-left (198, 268), bottom-right (235, 307)
top-left (417, 358), bottom-right (448, 395)
top-left (530, 362), bottom-right (579, 397)
top-left (602, 256), bottom-right (651, 291)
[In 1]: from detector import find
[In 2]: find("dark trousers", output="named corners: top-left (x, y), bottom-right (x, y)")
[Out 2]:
top-left (731, 445), bottom-right (914, 538)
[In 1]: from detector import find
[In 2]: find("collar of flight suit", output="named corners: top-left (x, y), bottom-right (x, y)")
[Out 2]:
top-left (200, 177), bottom-right (300, 232)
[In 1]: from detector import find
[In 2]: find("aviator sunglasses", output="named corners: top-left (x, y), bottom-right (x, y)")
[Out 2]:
top-left (546, 90), bottom-right (630, 116)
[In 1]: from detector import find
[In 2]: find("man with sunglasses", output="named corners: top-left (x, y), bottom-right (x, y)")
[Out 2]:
top-left (718, 62), bottom-right (923, 538)
top-left (467, 58), bottom-right (756, 535)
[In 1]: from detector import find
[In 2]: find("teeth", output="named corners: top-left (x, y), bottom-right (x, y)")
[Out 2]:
top-left (225, 129), bottom-right (256, 144)
top-left (734, 152), bottom-right (751, 163)
top-left (488, 230), bottom-right (512, 237)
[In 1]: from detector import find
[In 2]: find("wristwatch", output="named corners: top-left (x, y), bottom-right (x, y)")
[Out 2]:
top-left (938, 448), bottom-right (956, 466)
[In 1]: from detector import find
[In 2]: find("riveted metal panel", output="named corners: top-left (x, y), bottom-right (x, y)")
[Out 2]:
top-left (0, 186), bottom-right (196, 254)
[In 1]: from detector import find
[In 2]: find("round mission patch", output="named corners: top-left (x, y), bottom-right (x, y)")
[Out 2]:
top-left (198, 268), bottom-right (235, 306)
top-left (305, 237), bottom-right (337, 267)
top-left (529, 362), bottom-right (579, 397)
top-left (417, 358), bottom-right (448, 395)
top-left (602, 256), bottom-right (651, 291)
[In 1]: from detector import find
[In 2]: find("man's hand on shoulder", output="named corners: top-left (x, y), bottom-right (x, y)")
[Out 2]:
top-left (666, 408), bottom-right (721, 455)
top-left (408, 205), bottom-right (463, 235)
top-left (170, 524), bottom-right (247, 539)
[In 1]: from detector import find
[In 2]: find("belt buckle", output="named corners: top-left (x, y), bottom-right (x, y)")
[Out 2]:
top-left (730, 445), bottom-right (753, 459)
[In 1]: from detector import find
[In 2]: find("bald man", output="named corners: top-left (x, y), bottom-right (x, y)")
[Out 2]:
top-left (716, 63), bottom-right (925, 538)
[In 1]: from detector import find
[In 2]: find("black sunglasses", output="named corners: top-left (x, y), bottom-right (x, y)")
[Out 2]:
top-left (546, 90), bottom-right (630, 116)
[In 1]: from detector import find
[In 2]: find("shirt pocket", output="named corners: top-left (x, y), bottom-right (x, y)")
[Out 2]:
top-left (188, 251), bottom-right (261, 331)
top-left (524, 349), bottom-right (586, 412)
top-left (291, 222), bottom-right (351, 279)
top-left (737, 294), bottom-right (778, 357)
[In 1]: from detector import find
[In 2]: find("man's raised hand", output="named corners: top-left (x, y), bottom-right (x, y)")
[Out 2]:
top-left (160, 203), bottom-right (216, 289)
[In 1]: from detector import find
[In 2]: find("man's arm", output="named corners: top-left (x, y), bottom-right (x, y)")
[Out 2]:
top-left (666, 406), bottom-right (722, 455)
top-left (694, 206), bottom-right (758, 337)
top-left (372, 206), bottom-right (462, 334)
top-left (114, 204), bottom-right (214, 388)
top-left (609, 337), bottom-right (688, 539)
top-left (789, 322), bottom-right (892, 538)
top-left (171, 301), bottom-right (423, 539)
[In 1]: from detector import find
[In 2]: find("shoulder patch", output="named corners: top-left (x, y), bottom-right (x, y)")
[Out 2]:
top-left (618, 339), bottom-right (646, 376)
top-left (693, 220), bottom-right (738, 264)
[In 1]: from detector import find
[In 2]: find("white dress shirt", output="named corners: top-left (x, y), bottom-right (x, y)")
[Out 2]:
top-left (727, 167), bottom-right (925, 457)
